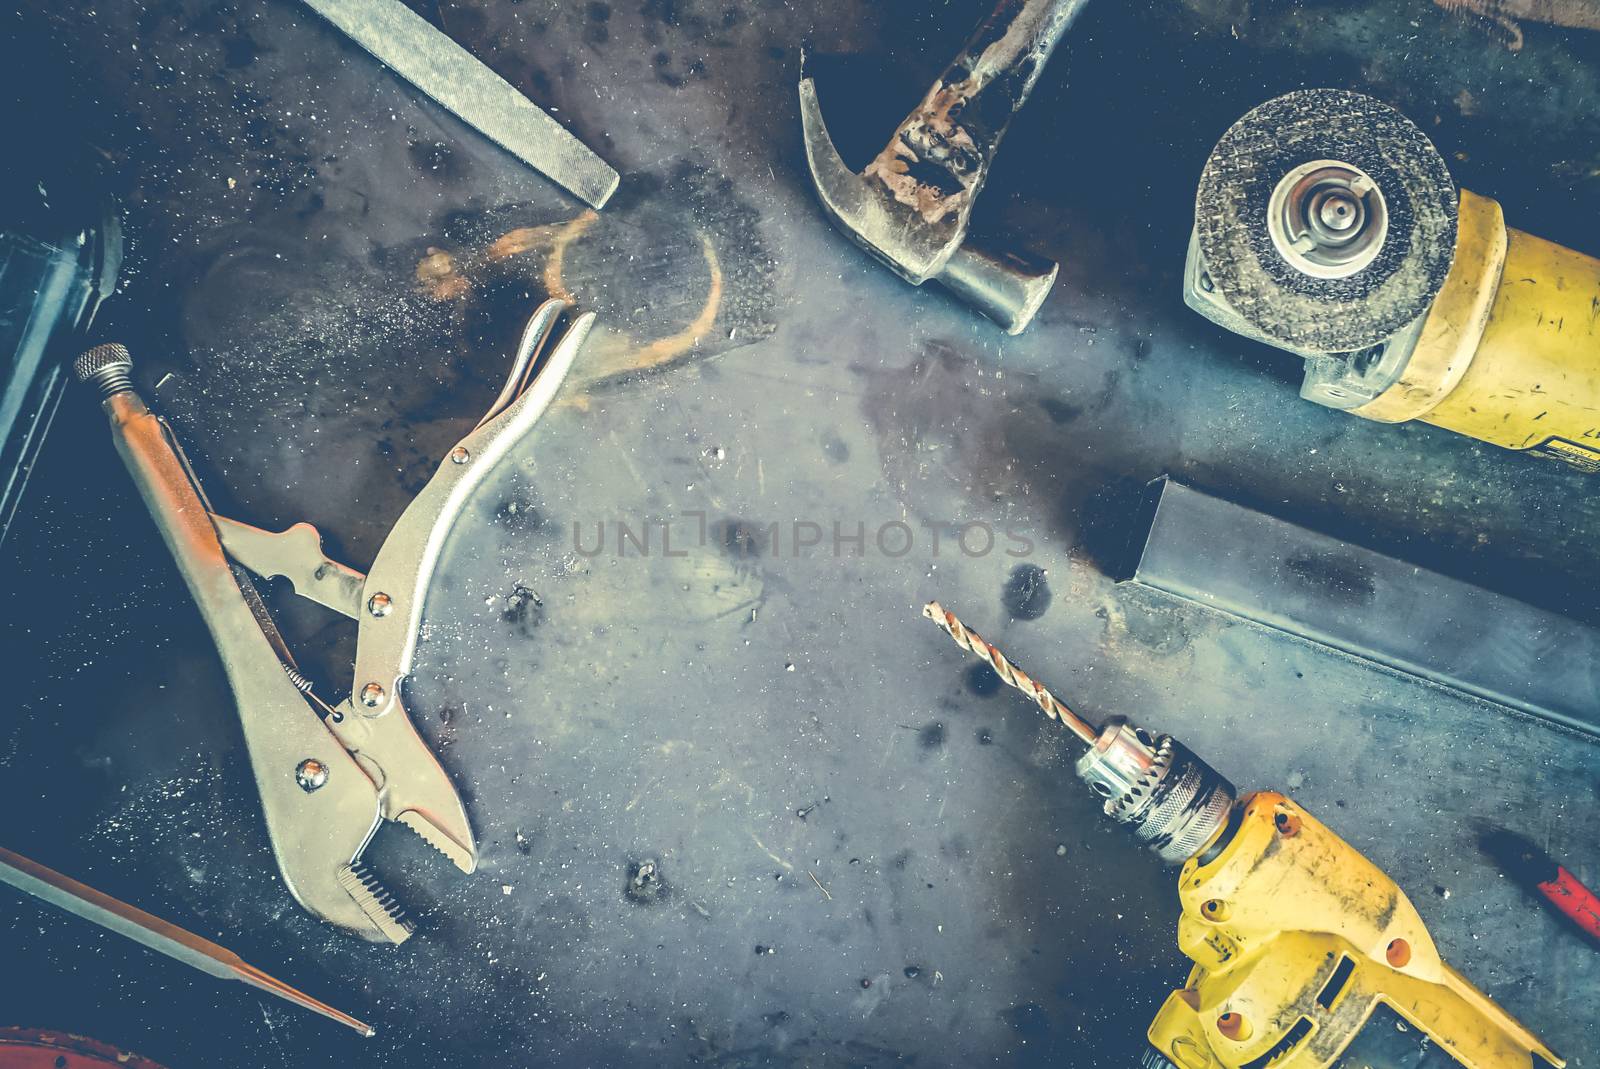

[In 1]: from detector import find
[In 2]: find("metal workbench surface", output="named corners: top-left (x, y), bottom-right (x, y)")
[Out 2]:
top-left (3, 1), bottom-right (1598, 1066)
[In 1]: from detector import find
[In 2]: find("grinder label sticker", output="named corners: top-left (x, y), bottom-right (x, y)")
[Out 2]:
top-left (1529, 436), bottom-right (1600, 473)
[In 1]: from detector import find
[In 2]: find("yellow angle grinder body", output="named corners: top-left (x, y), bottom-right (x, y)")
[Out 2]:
top-left (1185, 89), bottom-right (1600, 471)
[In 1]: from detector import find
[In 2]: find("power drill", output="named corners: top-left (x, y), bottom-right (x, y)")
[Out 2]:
top-left (921, 603), bottom-right (1565, 1069)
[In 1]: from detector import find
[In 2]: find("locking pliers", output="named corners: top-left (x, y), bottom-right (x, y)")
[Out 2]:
top-left (75, 300), bottom-right (594, 942)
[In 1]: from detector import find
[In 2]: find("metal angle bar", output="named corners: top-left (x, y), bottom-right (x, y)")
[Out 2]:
top-left (1120, 478), bottom-right (1600, 738)
top-left (300, 0), bottom-right (619, 209)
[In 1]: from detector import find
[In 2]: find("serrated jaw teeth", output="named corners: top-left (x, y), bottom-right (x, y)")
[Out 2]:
top-left (337, 862), bottom-right (415, 945)
top-left (398, 810), bottom-right (477, 873)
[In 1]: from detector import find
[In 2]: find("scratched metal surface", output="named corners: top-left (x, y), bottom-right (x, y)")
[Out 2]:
top-left (2, 1), bottom-right (1599, 1066)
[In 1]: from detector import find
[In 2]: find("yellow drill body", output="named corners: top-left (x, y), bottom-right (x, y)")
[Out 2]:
top-left (1147, 792), bottom-right (1563, 1069)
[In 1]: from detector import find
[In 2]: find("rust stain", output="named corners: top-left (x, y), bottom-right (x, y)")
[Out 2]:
top-left (865, 80), bottom-right (980, 225)
top-left (603, 234), bottom-right (720, 374)
top-left (415, 210), bottom-right (598, 301)
top-left (487, 211), bottom-right (597, 263)
top-left (541, 227), bottom-right (723, 386)
top-left (862, 2), bottom-right (1050, 225)
top-left (415, 211), bottom-right (725, 391)
top-left (416, 247), bottom-right (470, 301)
top-left (541, 211), bottom-right (603, 303)
top-left (1433, 0), bottom-right (1600, 50)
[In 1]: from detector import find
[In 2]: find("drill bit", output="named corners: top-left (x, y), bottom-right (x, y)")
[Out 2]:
top-left (921, 601), bottom-right (1237, 863)
top-left (921, 601), bottom-right (1099, 745)
top-left (0, 846), bottom-right (375, 1037)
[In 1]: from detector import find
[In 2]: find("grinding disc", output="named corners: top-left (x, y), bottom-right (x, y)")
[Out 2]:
top-left (1194, 89), bottom-right (1458, 354)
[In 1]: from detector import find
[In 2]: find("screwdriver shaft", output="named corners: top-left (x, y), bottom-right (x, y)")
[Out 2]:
top-left (921, 601), bottom-right (1099, 745)
top-left (0, 846), bottom-right (373, 1037)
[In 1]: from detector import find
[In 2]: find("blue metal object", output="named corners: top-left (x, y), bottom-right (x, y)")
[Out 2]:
top-left (0, 137), bottom-right (120, 546)
top-left (1123, 479), bottom-right (1600, 739)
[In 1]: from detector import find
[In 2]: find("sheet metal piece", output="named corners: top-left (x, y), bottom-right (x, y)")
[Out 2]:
top-left (300, 0), bottom-right (619, 208)
top-left (1123, 479), bottom-right (1600, 738)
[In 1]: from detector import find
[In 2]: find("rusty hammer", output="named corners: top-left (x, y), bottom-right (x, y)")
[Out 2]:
top-left (798, 0), bottom-right (1090, 334)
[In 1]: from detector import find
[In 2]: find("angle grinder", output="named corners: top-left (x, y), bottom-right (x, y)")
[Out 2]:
top-left (1185, 88), bottom-right (1600, 472)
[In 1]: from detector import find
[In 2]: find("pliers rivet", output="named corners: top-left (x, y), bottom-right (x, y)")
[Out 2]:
top-left (359, 682), bottom-right (386, 707)
top-left (295, 759), bottom-right (330, 792)
top-left (449, 446), bottom-right (471, 465)
top-left (367, 592), bottom-right (393, 618)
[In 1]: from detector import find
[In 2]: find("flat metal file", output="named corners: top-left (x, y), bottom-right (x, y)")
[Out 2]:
top-left (0, 846), bottom-right (374, 1037)
top-left (300, 0), bottom-right (620, 209)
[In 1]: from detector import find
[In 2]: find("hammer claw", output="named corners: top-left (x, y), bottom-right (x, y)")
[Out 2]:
top-left (799, 79), bottom-right (951, 285)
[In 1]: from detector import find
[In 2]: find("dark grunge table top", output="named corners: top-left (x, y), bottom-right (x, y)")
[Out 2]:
top-left (3, 1), bottom-right (1598, 1065)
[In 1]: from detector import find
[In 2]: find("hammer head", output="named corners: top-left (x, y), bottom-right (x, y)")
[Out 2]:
top-left (798, 77), bottom-right (966, 285)
top-left (798, 77), bottom-right (1058, 334)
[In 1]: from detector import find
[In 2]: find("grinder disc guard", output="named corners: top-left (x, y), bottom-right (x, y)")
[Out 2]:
top-left (1195, 89), bottom-right (1459, 353)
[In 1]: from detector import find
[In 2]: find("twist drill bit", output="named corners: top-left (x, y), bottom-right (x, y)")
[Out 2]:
top-left (920, 601), bottom-right (1098, 745)
top-left (920, 601), bottom-right (1236, 863)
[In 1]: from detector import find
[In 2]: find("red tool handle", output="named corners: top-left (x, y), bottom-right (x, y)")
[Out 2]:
top-left (1538, 866), bottom-right (1600, 944)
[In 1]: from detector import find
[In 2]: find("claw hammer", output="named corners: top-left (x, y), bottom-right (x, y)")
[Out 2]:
top-left (798, 0), bottom-right (1091, 334)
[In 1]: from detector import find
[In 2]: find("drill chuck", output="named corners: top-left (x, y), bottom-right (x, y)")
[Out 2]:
top-left (917, 604), bottom-right (1236, 864)
top-left (1075, 720), bottom-right (1235, 865)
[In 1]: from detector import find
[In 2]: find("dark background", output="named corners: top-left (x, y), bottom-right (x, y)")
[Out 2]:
top-left (2, 0), bottom-right (1598, 1066)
